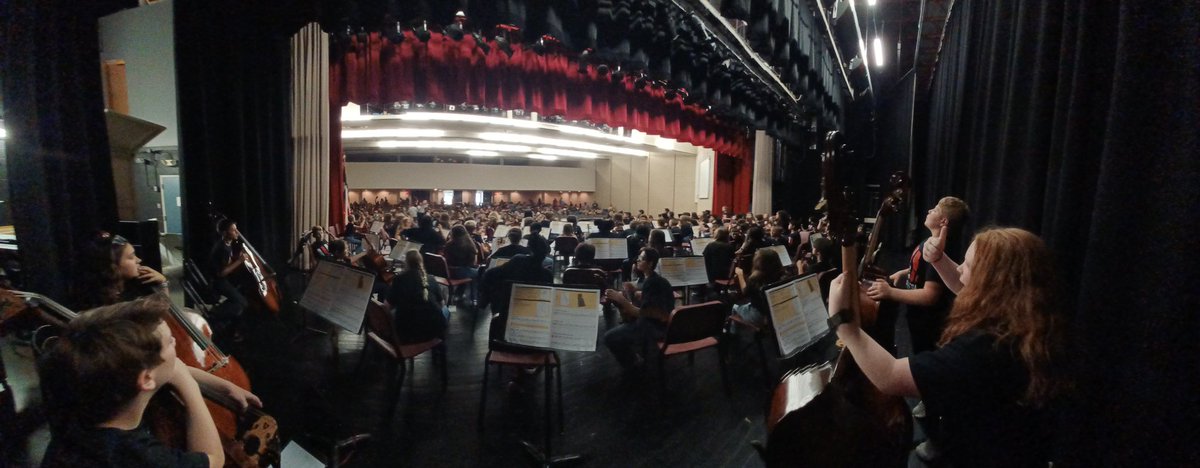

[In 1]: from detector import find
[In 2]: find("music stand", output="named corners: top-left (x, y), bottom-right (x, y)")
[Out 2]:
top-left (293, 260), bottom-right (376, 372)
top-left (500, 282), bottom-right (604, 467)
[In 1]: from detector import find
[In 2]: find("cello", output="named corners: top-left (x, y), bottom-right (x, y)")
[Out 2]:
top-left (759, 132), bottom-right (912, 467)
top-left (0, 288), bottom-right (282, 467)
top-left (210, 209), bottom-right (283, 315)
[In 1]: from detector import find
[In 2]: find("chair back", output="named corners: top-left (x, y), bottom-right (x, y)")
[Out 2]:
top-left (422, 252), bottom-right (452, 279)
top-left (662, 301), bottom-right (730, 346)
top-left (554, 236), bottom-right (579, 257)
top-left (562, 268), bottom-right (608, 295)
top-left (364, 299), bottom-right (399, 356)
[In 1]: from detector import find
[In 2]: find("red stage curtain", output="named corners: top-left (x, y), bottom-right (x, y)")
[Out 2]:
top-left (713, 151), bottom-right (754, 214)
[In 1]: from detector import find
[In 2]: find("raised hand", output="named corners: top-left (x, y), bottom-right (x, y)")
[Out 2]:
top-left (923, 225), bottom-right (947, 263)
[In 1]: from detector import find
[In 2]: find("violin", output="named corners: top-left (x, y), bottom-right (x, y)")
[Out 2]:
top-left (0, 289), bottom-right (282, 467)
top-left (759, 132), bottom-right (912, 467)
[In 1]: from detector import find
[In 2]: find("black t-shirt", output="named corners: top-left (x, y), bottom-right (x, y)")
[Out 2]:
top-left (702, 240), bottom-right (736, 281)
top-left (492, 244), bottom-right (532, 259)
top-left (909, 330), bottom-right (1050, 467)
top-left (387, 270), bottom-right (448, 343)
top-left (906, 240), bottom-right (953, 352)
top-left (41, 423), bottom-right (208, 468)
top-left (208, 239), bottom-right (235, 279)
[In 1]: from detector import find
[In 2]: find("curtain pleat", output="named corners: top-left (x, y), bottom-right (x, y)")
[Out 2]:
top-left (289, 23), bottom-right (330, 271)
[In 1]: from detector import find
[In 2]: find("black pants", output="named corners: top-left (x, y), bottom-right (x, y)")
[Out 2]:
top-left (209, 278), bottom-right (247, 327)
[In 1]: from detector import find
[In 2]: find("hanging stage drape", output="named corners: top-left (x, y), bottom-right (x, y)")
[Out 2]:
top-left (713, 152), bottom-right (753, 214)
top-left (913, 0), bottom-right (1198, 464)
top-left (0, 0), bottom-right (130, 299)
top-left (290, 22), bottom-right (331, 270)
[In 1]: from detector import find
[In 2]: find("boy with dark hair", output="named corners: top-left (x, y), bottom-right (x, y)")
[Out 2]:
top-left (39, 297), bottom-right (224, 467)
top-left (604, 247), bottom-right (675, 370)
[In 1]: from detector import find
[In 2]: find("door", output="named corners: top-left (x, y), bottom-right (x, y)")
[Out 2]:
top-left (160, 175), bottom-right (182, 234)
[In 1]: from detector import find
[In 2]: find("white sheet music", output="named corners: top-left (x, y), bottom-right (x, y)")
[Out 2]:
top-left (586, 237), bottom-right (625, 259)
top-left (388, 240), bottom-right (423, 260)
top-left (656, 256), bottom-right (708, 286)
top-left (299, 261), bottom-right (375, 333)
top-left (690, 238), bottom-right (715, 255)
top-left (655, 228), bottom-right (674, 243)
top-left (369, 221), bottom-right (384, 234)
top-left (766, 244), bottom-right (792, 267)
top-left (765, 274), bottom-right (829, 356)
top-left (577, 221), bottom-right (596, 234)
top-left (505, 284), bottom-right (602, 352)
top-left (549, 221), bottom-right (567, 235)
top-left (487, 256), bottom-right (511, 270)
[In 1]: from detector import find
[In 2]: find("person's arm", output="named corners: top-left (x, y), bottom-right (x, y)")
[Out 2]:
top-left (922, 226), bottom-right (964, 294)
top-left (889, 268), bottom-right (910, 284)
top-left (866, 279), bottom-right (943, 306)
top-left (188, 368), bottom-right (262, 412)
top-left (828, 275), bottom-right (920, 397)
top-left (167, 359), bottom-right (224, 468)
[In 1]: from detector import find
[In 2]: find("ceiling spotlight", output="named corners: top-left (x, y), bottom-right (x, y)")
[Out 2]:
top-left (873, 37), bottom-right (885, 67)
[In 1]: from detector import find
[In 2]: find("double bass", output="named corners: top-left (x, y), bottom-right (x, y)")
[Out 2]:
top-left (857, 171), bottom-right (910, 351)
top-left (0, 289), bottom-right (282, 467)
top-left (759, 132), bottom-right (912, 467)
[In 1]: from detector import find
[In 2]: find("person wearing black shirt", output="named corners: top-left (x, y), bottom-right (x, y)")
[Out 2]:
top-left (480, 236), bottom-right (553, 342)
top-left (826, 227), bottom-right (1066, 467)
top-left (703, 227), bottom-right (737, 285)
top-left (400, 215), bottom-right (446, 254)
top-left (386, 250), bottom-right (449, 343)
top-left (490, 228), bottom-right (532, 259)
top-left (39, 298), bottom-right (225, 468)
top-left (867, 196), bottom-right (969, 353)
top-left (207, 219), bottom-right (249, 340)
top-left (603, 248), bottom-right (675, 370)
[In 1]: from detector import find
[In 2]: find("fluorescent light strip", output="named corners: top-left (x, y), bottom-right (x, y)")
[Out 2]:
top-left (374, 140), bottom-right (532, 152)
top-left (536, 147), bottom-right (598, 159)
top-left (0, 128), bottom-right (6, 139)
top-left (873, 37), bottom-right (885, 68)
top-left (478, 132), bottom-right (649, 157)
top-left (343, 110), bottom-right (648, 146)
top-left (465, 150), bottom-right (500, 157)
top-left (527, 154), bottom-right (559, 161)
top-left (342, 128), bottom-right (446, 139)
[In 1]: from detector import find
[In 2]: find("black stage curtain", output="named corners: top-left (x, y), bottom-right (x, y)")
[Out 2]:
top-left (912, 0), bottom-right (1198, 463)
top-left (174, 0), bottom-right (307, 269)
top-left (0, 0), bottom-right (133, 299)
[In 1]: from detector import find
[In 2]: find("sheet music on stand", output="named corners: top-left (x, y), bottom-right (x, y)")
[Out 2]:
top-left (577, 221), bottom-right (596, 234)
top-left (505, 283), bottom-right (603, 352)
top-left (655, 256), bottom-right (708, 286)
top-left (299, 260), bottom-right (376, 333)
top-left (487, 256), bottom-right (511, 270)
top-left (369, 221), bottom-right (384, 234)
top-left (766, 244), bottom-right (792, 267)
top-left (494, 224), bottom-right (514, 240)
top-left (388, 240), bottom-right (423, 260)
top-left (765, 274), bottom-right (830, 357)
top-left (549, 221), bottom-right (567, 235)
top-left (585, 237), bottom-right (625, 259)
top-left (654, 228), bottom-right (674, 243)
top-left (689, 238), bottom-right (715, 255)
top-left (361, 232), bottom-right (381, 252)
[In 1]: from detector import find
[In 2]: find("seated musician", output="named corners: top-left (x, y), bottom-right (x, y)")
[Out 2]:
top-left (702, 228), bottom-right (737, 286)
top-left (647, 229), bottom-right (672, 258)
top-left (444, 226), bottom-right (482, 303)
top-left (826, 227), bottom-right (1066, 467)
top-left (400, 215), bottom-right (446, 254)
top-left (74, 232), bottom-right (262, 409)
top-left (386, 250), bottom-right (449, 344)
top-left (603, 248), bottom-right (675, 370)
top-left (490, 228), bottom-right (531, 259)
top-left (307, 226), bottom-right (332, 261)
top-left (567, 243), bottom-right (600, 270)
top-left (479, 236), bottom-right (553, 342)
top-left (732, 249), bottom-right (788, 329)
top-left (38, 297), bottom-right (225, 468)
top-left (207, 220), bottom-right (249, 340)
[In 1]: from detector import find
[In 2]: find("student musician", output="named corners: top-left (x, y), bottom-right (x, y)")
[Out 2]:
top-left (826, 227), bottom-right (1067, 467)
top-left (38, 297), bottom-right (226, 467)
top-left (867, 196), bottom-right (969, 354)
top-left (603, 248), bottom-right (675, 370)
top-left (207, 220), bottom-right (250, 340)
top-left (74, 231), bottom-right (262, 409)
